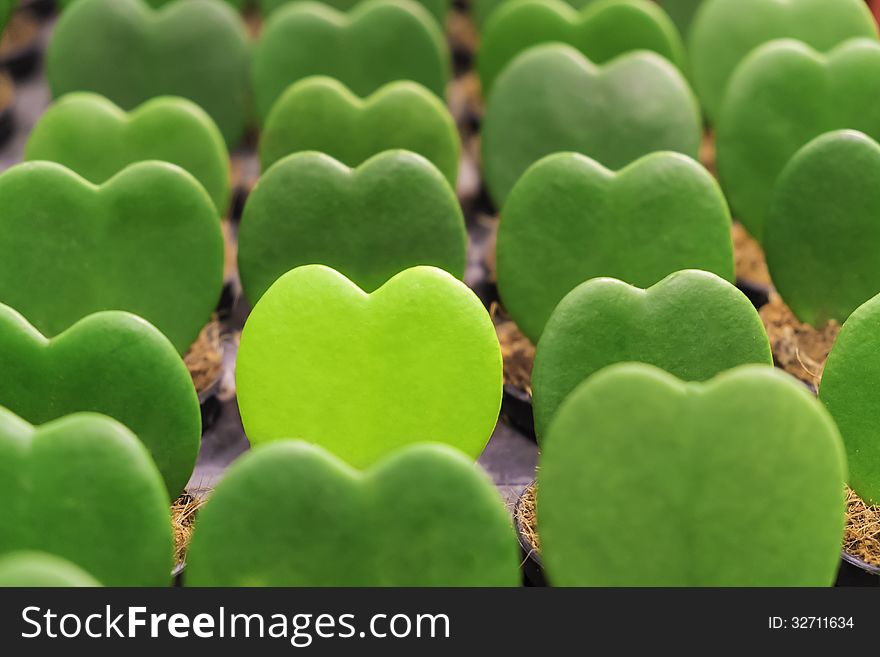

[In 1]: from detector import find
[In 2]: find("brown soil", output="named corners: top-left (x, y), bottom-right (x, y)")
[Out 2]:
top-left (700, 130), bottom-right (716, 177)
top-left (0, 11), bottom-right (37, 57)
top-left (845, 488), bottom-right (880, 569)
top-left (732, 222), bottom-right (772, 287)
top-left (447, 8), bottom-right (479, 56)
top-left (759, 293), bottom-right (839, 389)
top-left (492, 304), bottom-right (534, 393)
top-left (184, 320), bottom-right (224, 395)
top-left (0, 71), bottom-right (12, 110)
top-left (171, 493), bottom-right (207, 569)
top-left (515, 481), bottom-right (540, 555)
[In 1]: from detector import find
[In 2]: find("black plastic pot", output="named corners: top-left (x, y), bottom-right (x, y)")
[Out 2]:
top-left (502, 384), bottom-right (536, 442)
top-left (836, 551), bottom-right (880, 587)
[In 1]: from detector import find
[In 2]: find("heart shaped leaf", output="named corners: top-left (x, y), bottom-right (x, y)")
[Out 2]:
top-left (0, 408), bottom-right (173, 587)
top-left (47, 0), bottom-right (251, 146)
top-left (482, 43), bottom-right (701, 206)
top-left (186, 441), bottom-right (520, 586)
top-left (0, 161), bottom-right (225, 355)
top-left (765, 130), bottom-right (880, 326)
top-left (474, 0), bottom-right (593, 27)
top-left (538, 363), bottom-right (847, 586)
top-left (260, 76), bottom-right (460, 185)
top-left (688, 0), bottom-right (877, 123)
top-left (261, 0), bottom-right (447, 22)
top-left (0, 552), bottom-right (102, 587)
top-left (717, 39), bottom-right (880, 241)
top-left (239, 150), bottom-right (466, 305)
top-left (237, 265), bottom-right (502, 468)
top-left (820, 290), bottom-right (880, 504)
top-left (0, 305), bottom-right (201, 497)
top-left (497, 151), bottom-right (734, 342)
top-left (25, 92), bottom-right (231, 215)
top-left (531, 270), bottom-right (772, 437)
top-left (479, 0), bottom-right (686, 92)
top-left (252, 0), bottom-right (450, 122)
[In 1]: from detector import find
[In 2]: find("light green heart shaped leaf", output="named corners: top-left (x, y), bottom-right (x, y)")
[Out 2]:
top-left (260, 76), bottom-right (460, 184)
top-left (497, 151), bottom-right (734, 342)
top-left (186, 441), bottom-right (520, 586)
top-left (688, 0), bottom-right (877, 123)
top-left (717, 39), bottom-right (880, 242)
top-left (252, 0), bottom-right (450, 122)
top-left (531, 270), bottom-right (771, 437)
top-left (237, 265), bottom-right (502, 468)
top-left (482, 43), bottom-right (701, 206)
top-left (239, 150), bottom-right (466, 305)
top-left (25, 92), bottom-right (231, 215)
top-left (539, 363), bottom-right (847, 586)
top-left (260, 0), bottom-right (447, 22)
top-left (765, 130), bottom-right (880, 327)
top-left (0, 305), bottom-right (201, 497)
top-left (0, 161), bottom-right (225, 355)
top-left (820, 291), bottom-right (880, 505)
top-left (0, 409), bottom-right (173, 587)
top-left (0, 552), bottom-right (102, 587)
top-left (47, 0), bottom-right (251, 146)
top-left (479, 0), bottom-right (685, 93)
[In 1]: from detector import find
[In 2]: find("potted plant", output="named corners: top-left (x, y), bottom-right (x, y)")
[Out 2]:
top-left (819, 289), bottom-right (880, 581)
top-left (478, 0), bottom-right (686, 93)
top-left (759, 131), bottom-right (880, 387)
top-left (251, 0), bottom-right (450, 123)
top-left (530, 269), bottom-right (772, 439)
top-left (185, 441), bottom-right (520, 586)
top-left (0, 408), bottom-right (174, 587)
top-left (0, 305), bottom-right (203, 498)
top-left (259, 76), bottom-right (460, 186)
top-left (688, 0), bottom-right (876, 123)
top-left (481, 43), bottom-right (701, 208)
top-left (46, 0), bottom-right (251, 147)
top-left (524, 362), bottom-right (847, 586)
top-left (237, 150), bottom-right (467, 307)
top-left (236, 265), bottom-right (502, 467)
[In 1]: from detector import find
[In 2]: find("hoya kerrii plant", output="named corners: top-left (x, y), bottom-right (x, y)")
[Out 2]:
top-left (716, 38), bottom-right (880, 242)
top-left (0, 552), bottom-right (101, 587)
top-left (820, 290), bottom-right (880, 506)
top-left (0, 409), bottom-right (173, 587)
top-left (496, 151), bottom-right (734, 343)
top-left (537, 363), bottom-right (847, 586)
top-left (0, 305), bottom-right (202, 497)
top-left (764, 130), bottom-right (880, 327)
top-left (481, 43), bottom-right (701, 206)
top-left (688, 0), bottom-right (878, 123)
top-left (24, 92), bottom-right (231, 215)
top-left (478, 0), bottom-right (686, 93)
top-left (251, 0), bottom-right (451, 122)
top-left (185, 442), bottom-right (520, 586)
top-left (238, 150), bottom-right (467, 306)
top-left (236, 265), bottom-right (502, 468)
top-left (530, 270), bottom-right (772, 438)
top-left (260, 76), bottom-right (460, 186)
top-left (0, 161), bottom-right (225, 356)
top-left (260, 0), bottom-right (448, 22)
top-left (47, 0), bottom-right (251, 147)
top-left (59, 0), bottom-right (246, 8)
